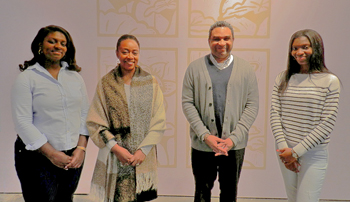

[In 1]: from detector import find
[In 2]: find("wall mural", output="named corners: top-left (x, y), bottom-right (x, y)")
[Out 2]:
top-left (189, 0), bottom-right (270, 38)
top-left (97, 0), bottom-right (178, 36)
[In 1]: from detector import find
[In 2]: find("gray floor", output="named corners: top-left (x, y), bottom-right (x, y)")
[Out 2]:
top-left (0, 194), bottom-right (285, 202)
top-left (0, 194), bottom-right (344, 202)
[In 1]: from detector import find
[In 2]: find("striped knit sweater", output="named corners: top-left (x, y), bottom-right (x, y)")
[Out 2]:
top-left (270, 71), bottom-right (340, 157)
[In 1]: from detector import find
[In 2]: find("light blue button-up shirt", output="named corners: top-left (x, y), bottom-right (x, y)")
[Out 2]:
top-left (11, 62), bottom-right (89, 151)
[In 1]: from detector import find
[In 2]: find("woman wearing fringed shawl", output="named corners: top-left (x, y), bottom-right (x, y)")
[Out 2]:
top-left (86, 34), bottom-right (166, 202)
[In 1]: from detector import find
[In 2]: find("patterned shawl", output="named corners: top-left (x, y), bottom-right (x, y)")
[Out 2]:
top-left (86, 66), bottom-right (166, 202)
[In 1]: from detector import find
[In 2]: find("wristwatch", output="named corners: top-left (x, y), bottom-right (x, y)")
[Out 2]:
top-left (291, 149), bottom-right (299, 159)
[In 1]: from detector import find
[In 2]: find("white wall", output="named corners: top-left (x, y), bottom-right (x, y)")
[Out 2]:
top-left (0, 0), bottom-right (349, 200)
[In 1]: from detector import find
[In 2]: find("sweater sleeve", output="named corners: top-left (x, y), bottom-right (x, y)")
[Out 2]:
top-left (293, 75), bottom-right (341, 157)
top-left (270, 72), bottom-right (289, 150)
top-left (182, 64), bottom-right (210, 141)
top-left (228, 65), bottom-right (259, 147)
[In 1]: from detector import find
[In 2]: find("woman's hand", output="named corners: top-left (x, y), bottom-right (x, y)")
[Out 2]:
top-left (278, 148), bottom-right (300, 173)
top-left (39, 142), bottom-right (72, 169)
top-left (278, 148), bottom-right (293, 163)
top-left (65, 148), bottom-right (85, 169)
top-left (48, 151), bottom-right (72, 169)
top-left (65, 135), bottom-right (88, 169)
top-left (285, 160), bottom-right (300, 173)
top-left (111, 144), bottom-right (133, 165)
top-left (129, 149), bottom-right (146, 167)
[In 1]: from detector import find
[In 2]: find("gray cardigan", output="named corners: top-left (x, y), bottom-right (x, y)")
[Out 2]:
top-left (182, 54), bottom-right (259, 151)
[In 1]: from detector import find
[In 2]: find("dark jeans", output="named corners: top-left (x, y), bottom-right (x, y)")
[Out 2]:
top-left (14, 137), bottom-right (83, 202)
top-left (191, 148), bottom-right (245, 202)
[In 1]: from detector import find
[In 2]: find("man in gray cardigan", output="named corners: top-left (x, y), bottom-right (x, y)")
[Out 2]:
top-left (182, 21), bottom-right (259, 202)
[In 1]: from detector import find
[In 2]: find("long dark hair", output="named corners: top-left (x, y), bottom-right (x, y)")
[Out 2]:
top-left (279, 29), bottom-right (328, 94)
top-left (19, 25), bottom-right (81, 72)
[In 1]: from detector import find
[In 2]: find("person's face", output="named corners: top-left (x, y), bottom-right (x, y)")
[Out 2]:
top-left (208, 27), bottom-right (233, 62)
top-left (41, 31), bottom-right (67, 63)
top-left (116, 39), bottom-right (139, 73)
top-left (291, 36), bottom-right (313, 69)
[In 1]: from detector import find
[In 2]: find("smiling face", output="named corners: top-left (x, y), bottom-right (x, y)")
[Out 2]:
top-left (116, 39), bottom-right (139, 74)
top-left (291, 36), bottom-right (313, 71)
top-left (208, 27), bottom-right (234, 63)
top-left (41, 31), bottom-right (67, 63)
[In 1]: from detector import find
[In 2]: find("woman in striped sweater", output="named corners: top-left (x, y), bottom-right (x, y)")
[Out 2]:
top-left (270, 29), bottom-right (341, 202)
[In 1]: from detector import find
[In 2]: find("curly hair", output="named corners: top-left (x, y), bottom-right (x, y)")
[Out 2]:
top-left (208, 21), bottom-right (234, 39)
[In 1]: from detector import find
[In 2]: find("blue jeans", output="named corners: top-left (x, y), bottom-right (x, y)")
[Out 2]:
top-left (191, 148), bottom-right (245, 202)
top-left (15, 137), bottom-right (83, 202)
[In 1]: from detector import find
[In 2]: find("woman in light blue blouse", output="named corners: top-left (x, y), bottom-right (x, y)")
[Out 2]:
top-left (11, 25), bottom-right (89, 202)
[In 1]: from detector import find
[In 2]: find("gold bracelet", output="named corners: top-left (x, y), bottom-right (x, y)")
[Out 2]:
top-left (77, 146), bottom-right (86, 152)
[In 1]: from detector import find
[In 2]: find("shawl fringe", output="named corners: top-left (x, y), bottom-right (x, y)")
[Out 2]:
top-left (87, 66), bottom-right (166, 201)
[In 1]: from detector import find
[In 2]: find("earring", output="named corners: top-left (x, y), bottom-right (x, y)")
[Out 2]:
top-left (38, 47), bottom-right (42, 55)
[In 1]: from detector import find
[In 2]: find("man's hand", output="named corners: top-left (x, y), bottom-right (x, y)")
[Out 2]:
top-left (204, 135), bottom-right (227, 155)
top-left (215, 138), bottom-right (234, 156)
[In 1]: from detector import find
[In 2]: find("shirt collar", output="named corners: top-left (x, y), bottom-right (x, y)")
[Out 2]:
top-left (28, 61), bottom-right (69, 72)
top-left (209, 54), bottom-right (233, 70)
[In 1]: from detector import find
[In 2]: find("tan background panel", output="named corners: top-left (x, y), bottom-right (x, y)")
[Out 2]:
top-left (0, 0), bottom-right (349, 200)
